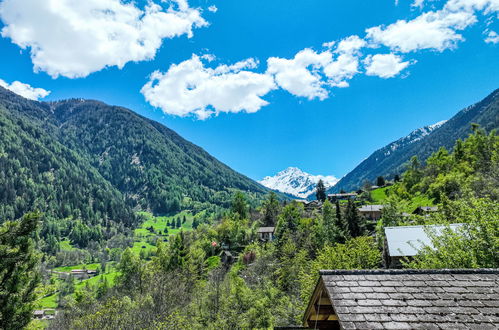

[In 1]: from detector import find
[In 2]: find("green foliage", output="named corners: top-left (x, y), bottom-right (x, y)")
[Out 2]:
top-left (261, 192), bottom-right (280, 226)
top-left (406, 198), bottom-right (499, 269)
top-left (231, 191), bottom-right (249, 219)
top-left (299, 237), bottom-right (381, 308)
top-left (0, 213), bottom-right (41, 330)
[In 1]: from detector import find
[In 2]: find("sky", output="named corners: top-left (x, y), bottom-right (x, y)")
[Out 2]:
top-left (0, 0), bottom-right (498, 181)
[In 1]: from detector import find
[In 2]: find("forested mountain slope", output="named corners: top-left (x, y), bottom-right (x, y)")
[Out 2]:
top-left (331, 88), bottom-right (499, 193)
top-left (0, 87), bottom-right (267, 224)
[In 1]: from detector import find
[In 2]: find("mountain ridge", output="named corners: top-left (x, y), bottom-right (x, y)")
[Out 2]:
top-left (0, 86), bottom-right (268, 224)
top-left (330, 88), bottom-right (499, 193)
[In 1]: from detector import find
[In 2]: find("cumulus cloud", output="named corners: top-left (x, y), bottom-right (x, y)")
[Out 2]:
top-left (484, 30), bottom-right (499, 43)
top-left (208, 5), bottom-right (218, 13)
top-left (267, 49), bottom-right (332, 100)
top-left (0, 0), bottom-right (207, 78)
top-left (364, 54), bottom-right (413, 78)
top-left (141, 55), bottom-right (276, 119)
top-left (0, 78), bottom-right (50, 100)
top-left (366, 10), bottom-right (477, 52)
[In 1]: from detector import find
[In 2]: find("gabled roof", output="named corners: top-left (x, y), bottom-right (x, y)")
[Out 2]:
top-left (385, 224), bottom-right (464, 257)
top-left (257, 226), bottom-right (275, 233)
top-left (358, 205), bottom-right (384, 212)
top-left (306, 269), bottom-right (499, 330)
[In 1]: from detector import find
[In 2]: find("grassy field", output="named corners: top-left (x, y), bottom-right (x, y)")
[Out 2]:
top-left (370, 187), bottom-right (389, 203)
top-left (54, 263), bottom-right (100, 272)
top-left (59, 239), bottom-right (73, 251)
top-left (133, 211), bottom-right (195, 255)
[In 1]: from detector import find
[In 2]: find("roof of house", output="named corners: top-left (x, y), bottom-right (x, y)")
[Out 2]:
top-left (358, 205), bottom-right (384, 212)
top-left (33, 310), bottom-right (44, 316)
top-left (257, 226), bottom-right (275, 233)
top-left (328, 193), bottom-right (357, 197)
top-left (414, 206), bottom-right (439, 213)
top-left (385, 224), bottom-right (464, 257)
top-left (313, 268), bottom-right (499, 329)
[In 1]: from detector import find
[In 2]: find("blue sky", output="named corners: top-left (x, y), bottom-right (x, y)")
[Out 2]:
top-left (0, 0), bottom-right (498, 181)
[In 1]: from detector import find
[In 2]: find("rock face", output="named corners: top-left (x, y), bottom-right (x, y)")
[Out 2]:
top-left (259, 167), bottom-right (338, 199)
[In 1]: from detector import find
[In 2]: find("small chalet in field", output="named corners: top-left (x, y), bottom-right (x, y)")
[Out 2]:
top-left (70, 269), bottom-right (97, 279)
top-left (358, 205), bottom-right (384, 221)
top-left (33, 310), bottom-right (44, 319)
top-left (257, 227), bottom-right (275, 242)
top-left (303, 269), bottom-right (499, 329)
top-left (413, 206), bottom-right (438, 215)
top-left (327, 193), bottom-right (357, 202)
top-left (384, 223), bottom-right (464, 268)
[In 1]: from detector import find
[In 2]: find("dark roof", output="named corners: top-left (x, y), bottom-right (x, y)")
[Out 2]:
top-left (319, 269), bottom-right (499, 329)
top-left (358, 205), bottom-right (384, 212)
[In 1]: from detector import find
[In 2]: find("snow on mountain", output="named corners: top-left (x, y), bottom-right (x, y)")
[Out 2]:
top-left (259, 167), bottom-right (338, 199)
top-left (383, 120), bottom-right (447, 156)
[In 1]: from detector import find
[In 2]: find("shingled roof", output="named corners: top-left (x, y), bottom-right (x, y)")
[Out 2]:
top-left (303, 269), bottom-right (499, 330)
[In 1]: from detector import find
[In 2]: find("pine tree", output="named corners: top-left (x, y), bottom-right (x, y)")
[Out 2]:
top-left (333, 200), bottom-right (347, 243)
top-left (182, 215), bottom-right (187, 224)
top-left (376, 176), bottom-right (385, 186)
top-left (176, 217), bottom-right (182, 228)
top-left (344, 200), bottom-right (363, 238)
top-left (316, 179), bottom-right (327, 202)
top-left (192, 218), bottom-right (200, 229)
top-left (0, 213), bottom-right (41, 330)
top-left (262, 192), bottom-right (280, 226)
top-left (231, 191), bottom-right (248, 219)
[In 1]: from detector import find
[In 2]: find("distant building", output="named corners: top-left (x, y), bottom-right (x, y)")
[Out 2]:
top-left (303, 268), bottom-right (499, 329)
top-left (257, 227), bottom-right (275, 242)
top-left (33, 310), bottom-right (44, 319)
top-left (384, 223), bottom-right (464, 268)
top-left (327, 193), bottom-right (357, 202)
top-left (70, 269), bottom-right (98, 280)
top-left (358, 204), bottom-right (384, 220)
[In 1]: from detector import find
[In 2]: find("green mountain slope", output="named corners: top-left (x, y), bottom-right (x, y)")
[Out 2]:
top-left (331, 88), bottom-right (499, 193)
top-left (0, 87), bottom-right (267, 224)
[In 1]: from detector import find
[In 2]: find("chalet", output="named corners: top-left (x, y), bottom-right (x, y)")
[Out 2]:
top-left (257, 226), bottom-right (275, 242)
top-left (413, 206), bottom-right (438, 215)
top-left (327, 193), bottom-right (357, 202)
top-left (220, 250), bottom-right (234, 264)
top-left (296, 199), bottom-right (322, 211)
top-left (70, 269), bottom-right (97, 279)
top-left (303, 269), bottom-right (499, 329)
top-left (357, 204), bottom-right (384, 221)
top-left (384, 223), bottom-right (464, 268)
top-left (33, 310), bottom-right (44, 319)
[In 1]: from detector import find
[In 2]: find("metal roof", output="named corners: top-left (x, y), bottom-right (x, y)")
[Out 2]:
top-left (358, 205), bottom-right (385, 212)
top-left (385, 223), bottom-right (464, 257)
top-left (257, 226), bottom-right (275, 233)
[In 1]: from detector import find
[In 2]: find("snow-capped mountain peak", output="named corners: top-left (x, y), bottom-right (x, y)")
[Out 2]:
top-left (259, 167), bottom-right (338, 199)
top-left (384, 120), bottom-right (447, 156)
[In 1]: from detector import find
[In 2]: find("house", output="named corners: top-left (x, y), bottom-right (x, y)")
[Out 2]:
top-left (327, 193), bottom-right (357, 202)
top-left (257, 226), bottom-right (275, 242)
top-left (303, 268), bottom-right (499, 329)
top-left (33, 310), bottom-right (44, 319)
top-left (413, 206), bottom-right (438, 215)
top-left (358, 205), bottom-right (384, 220)
top-left (220, 250), bottom-right (234, 264)
top-left (70, 269), bottom-right (98, 279)
top-left (295, 199), bottom-right (322, 211)
top-left (384, 223), bottom-right (464, 268)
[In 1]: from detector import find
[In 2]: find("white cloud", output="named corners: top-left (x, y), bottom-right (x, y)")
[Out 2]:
top-left (208, 5), bottom-right (218, 13)
top-left (366, 9), bottom-right (477, 52)
top-left (141, 55), bottom-right (276, 119)
top-left (445, 0), bottom-right (499, 13)
top-left (266, 49), bottom-right (332, 100)
top-left (364, 54), bottom-right (413, 78)
top-left (484, 30), bottom-right (499, 43)
top-left (0, 78), bottom-right (50, 100)
top-left (0, 0), bottom-right (207, 78)
top-left (412, 0), bottom-right (426, 8)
